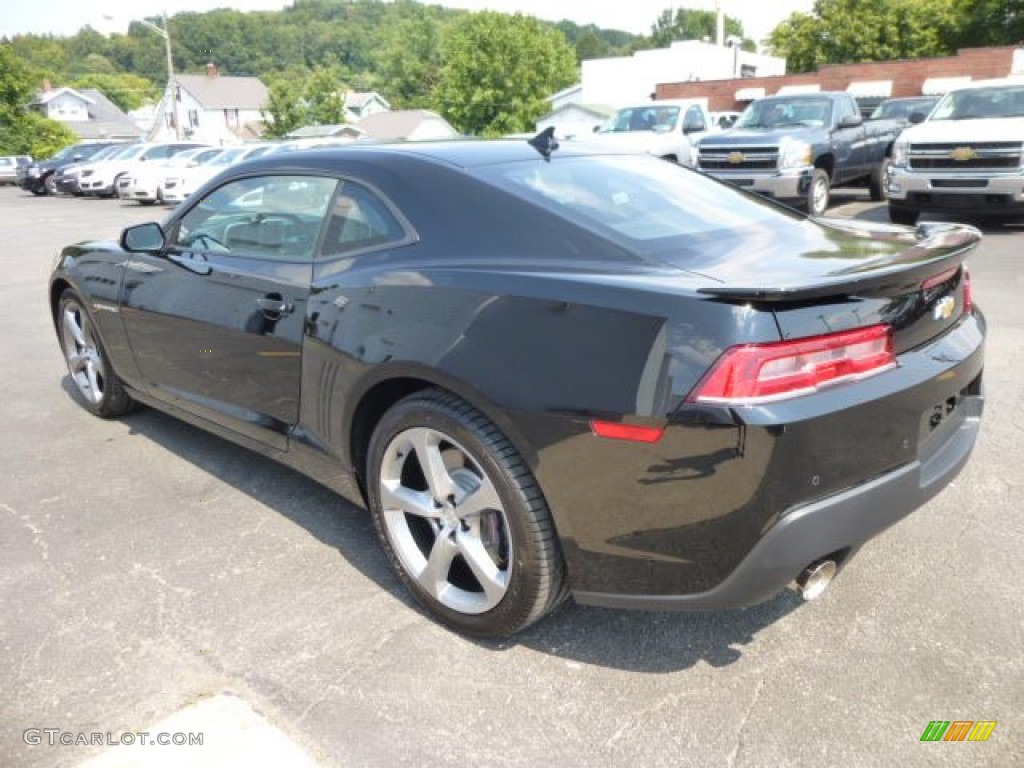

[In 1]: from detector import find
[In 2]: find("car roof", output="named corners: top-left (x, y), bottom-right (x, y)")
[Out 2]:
top-left (257, 138), bottom-right (630, 170)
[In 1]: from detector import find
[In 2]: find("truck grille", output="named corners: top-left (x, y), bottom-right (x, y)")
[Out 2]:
top-left (908, 142), bottom-right (1022, 171)
top-left (699, 146), bottom-right (779, 172)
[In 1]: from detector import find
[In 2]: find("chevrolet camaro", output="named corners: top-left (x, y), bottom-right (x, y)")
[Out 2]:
top-left (49, 139), bottom-right (985, 636)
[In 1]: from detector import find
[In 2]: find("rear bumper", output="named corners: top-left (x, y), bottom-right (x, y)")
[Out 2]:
top-left (575, 391), bottom-right (983, 611)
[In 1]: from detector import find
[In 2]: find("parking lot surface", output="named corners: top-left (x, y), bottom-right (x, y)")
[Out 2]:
top-left (1, 186), bottom-right (1021, 767)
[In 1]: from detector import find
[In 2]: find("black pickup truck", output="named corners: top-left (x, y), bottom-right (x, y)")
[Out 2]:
top-left (696, 92), bottom-right (904, 215)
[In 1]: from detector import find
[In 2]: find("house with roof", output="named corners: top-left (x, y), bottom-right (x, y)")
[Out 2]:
top-left (151, 63), bottom-right (269, 144)
top-left (31, 85), bottom-right (142, 141)
top-left (354, 110), bottom-right (459, 142)
top-left (285, 124), bottom-right (364, 141)
top-left (343, 91), bottom-right (391, 122)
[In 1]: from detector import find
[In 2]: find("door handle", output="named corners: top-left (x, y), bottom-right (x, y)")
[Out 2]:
top-left (255, 296), bottom-right (293, 314)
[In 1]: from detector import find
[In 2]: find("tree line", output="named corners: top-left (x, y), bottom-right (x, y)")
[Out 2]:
top-left (769, 0), bottom-right (1024, 73)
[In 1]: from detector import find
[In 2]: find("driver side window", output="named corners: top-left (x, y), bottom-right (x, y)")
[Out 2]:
top-left (176, 175), bottom-right (338, 262)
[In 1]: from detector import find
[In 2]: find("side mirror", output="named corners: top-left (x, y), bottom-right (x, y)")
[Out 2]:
top-left (72, 154), bottom-right (83, 162)
top-left (838, 114), bottom-right (864, 129)
top-left (683, 120), bottom-right (706, 135)
top-left (121, 222), bottom-right (166, 253)
top-left (908, 111), bottom-right (926, 125)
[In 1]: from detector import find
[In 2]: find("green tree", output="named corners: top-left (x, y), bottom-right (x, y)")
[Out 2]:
top-left (262, 75), bottom-right (307, 138)
top-left (949, 0), bottom-right (1024, 48)
top-left (649, 7), bottom-right (753, 49)
top-left (374, 6), bottom-right (445, 108)
top-left (433, 12), bottom-right (578, 136)
top-left (304, 66), bottom-right (346, 125)
top-left (769, 0), bottom-right (958, 73)
top-left (0, 45), bottom-right (76, 157)
top-left (68, 73), bottom-right (159, 111)
top-left (574, 30), bottom-right (611, 63)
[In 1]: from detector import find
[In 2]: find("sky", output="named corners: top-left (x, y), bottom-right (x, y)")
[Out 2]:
top-left (0, 0), bottom-right (814, 46)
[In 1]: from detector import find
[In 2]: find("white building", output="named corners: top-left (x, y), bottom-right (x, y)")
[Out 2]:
top-left (152, 64), bottom-right (269, 144)
top-left (31, 85), bottom-right (141, 141)
top-left (536, 103), bottom-right (616, 139)
top-left (576, 40), bottom-right (786, 108)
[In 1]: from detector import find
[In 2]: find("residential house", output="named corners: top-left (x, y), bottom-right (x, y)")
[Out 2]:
top-left (355, 110), bottom-right (459, 142)
top-left (344, 91), bottom-right (391, 122)
top-left (536, 103), bottom-right (616, 139)
top-left (31, 85), bottom-right (141, 141)
top-left (152, 63), bottom-right (269, 144)
top-left (285, 125), bottom-right (364, 140)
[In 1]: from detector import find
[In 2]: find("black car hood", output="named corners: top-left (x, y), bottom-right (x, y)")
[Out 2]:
top-left (698, 126), bottom-right (819, 147)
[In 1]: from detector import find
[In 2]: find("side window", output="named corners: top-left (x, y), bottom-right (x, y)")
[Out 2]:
top-left (175, 175), bottom-right (339, 262)
top-left (835, 97), bottom-right (856, 123)
top-left (684, 105), bottom-right (705, 132)
top-left (318, 180), bottom-right (409, 258)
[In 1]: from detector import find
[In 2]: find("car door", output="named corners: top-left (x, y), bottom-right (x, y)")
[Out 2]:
top-left (830, 97), bottom-right (866, 183)
top-left (119, 173), bottom-right (339, 449)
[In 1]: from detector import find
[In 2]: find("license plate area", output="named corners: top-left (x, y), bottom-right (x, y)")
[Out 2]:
top-left (918, 389), bottom-right (967, 461)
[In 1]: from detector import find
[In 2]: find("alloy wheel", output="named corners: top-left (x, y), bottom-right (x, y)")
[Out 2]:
top-left (378, 427), bottom-right (511, 615)
top-left (61, 301), bottom-right (106, 404)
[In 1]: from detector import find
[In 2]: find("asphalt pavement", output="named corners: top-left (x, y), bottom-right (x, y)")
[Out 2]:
top-left (1, 185), bottom-right (1020, 767)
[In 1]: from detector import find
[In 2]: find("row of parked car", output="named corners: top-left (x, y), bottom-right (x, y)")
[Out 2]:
top-left (14, 138), bottom-right (344, 206)
top-left (592, 78), bottom-right (1024, 224)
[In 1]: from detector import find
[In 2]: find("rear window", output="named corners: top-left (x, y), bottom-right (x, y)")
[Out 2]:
top-left (476, 155), bottom-right (799, 248)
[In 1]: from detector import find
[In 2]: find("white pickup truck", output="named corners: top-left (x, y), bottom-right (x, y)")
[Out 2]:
top-left (887, 79), bottom-right (1024, 225)
top-left (587, 99), bottom-right (710, 166)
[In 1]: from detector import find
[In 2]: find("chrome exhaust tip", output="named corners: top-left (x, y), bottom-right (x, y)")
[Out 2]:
top-left (797, 559), bottom-right (838, 601)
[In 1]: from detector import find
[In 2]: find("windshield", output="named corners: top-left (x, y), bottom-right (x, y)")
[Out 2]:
top-left (478, 155), bottom-right (799, 249)
top-left (209, 148), bottom-right (245, 166)
top-left (87, 145), bottom-right (123, 162)
top-left (115, 145), bottom-right (147, 161)
top-left (735, 98), bottom-right (832, 129)
top-left (603, 106), bottom-right (680, 133)
top-left (870, 98), bottom-right (936, 120)
top-left (929, 85), bottom-right (1024, 120)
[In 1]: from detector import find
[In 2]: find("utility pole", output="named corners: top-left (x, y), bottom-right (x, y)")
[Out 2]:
top-left (140, 13), bottom-right (179, 140)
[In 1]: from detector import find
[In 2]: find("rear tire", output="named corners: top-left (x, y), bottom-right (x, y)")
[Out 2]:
top-left (806, 168), bottom-right (830, 216)
top-left (57, 290), bottom-right (134, 418)
top-left (888, 205), bottom-right (920, 227)
top-left (366, 389), bottom-right (567, 637)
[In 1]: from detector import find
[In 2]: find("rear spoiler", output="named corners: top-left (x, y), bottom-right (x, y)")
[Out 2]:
top-left (697, 222), bottom-right (980, 302)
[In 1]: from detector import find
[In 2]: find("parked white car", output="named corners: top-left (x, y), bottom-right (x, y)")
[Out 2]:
top-left (588, 99), bottom-right (711, 166)
top-left (122, 147), bottom-right (220, 205)
top-left (888, 78), bottom-right (1024, 225)
top-left (161, 144), bottom-right (279, 204)
top-left (80, 142), bottom-right (207, 198)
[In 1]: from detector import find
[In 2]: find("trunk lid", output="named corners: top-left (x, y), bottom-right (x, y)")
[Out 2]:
top-left (649, 217), bottom-right (979, 354)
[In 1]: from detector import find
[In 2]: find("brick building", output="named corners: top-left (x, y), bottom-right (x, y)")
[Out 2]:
top-left (657, 46), bottom-right (1024, 113)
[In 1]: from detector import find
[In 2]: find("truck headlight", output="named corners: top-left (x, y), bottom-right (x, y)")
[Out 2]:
top-left (779, 139), bottom-right (813, 170)
top-left (891, 141), bottom-right (908, 167)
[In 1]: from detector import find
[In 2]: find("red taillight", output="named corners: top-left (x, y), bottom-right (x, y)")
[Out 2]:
top-left (962, 265), bottom-right (973, 314)
top-left (689, 324), bottom-right (896, 405)
top-left (590, 421), bottom-right (664, 443)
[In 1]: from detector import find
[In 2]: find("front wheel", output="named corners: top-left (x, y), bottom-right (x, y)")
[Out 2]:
top-left (806, 168), bottom-right (830, 216)
top-left (366, 389), bottom-right (567, 637)
top-left (44, 175), bottom-right (59, 195)
top-left (57, 290), bottom-right (134, 418)
top-left (869, 159), bottom-right (890, 202)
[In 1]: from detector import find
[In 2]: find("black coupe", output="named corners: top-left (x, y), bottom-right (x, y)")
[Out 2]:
top-left (50, 140), bottom-right (985, 636)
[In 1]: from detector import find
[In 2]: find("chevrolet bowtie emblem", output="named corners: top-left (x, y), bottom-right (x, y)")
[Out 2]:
top-left (727, 151), bottom-right (745, 164)
top-left (949, 146), bottom-right (977, 162)
top-left (934, 296), bottom-right (956, 320)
